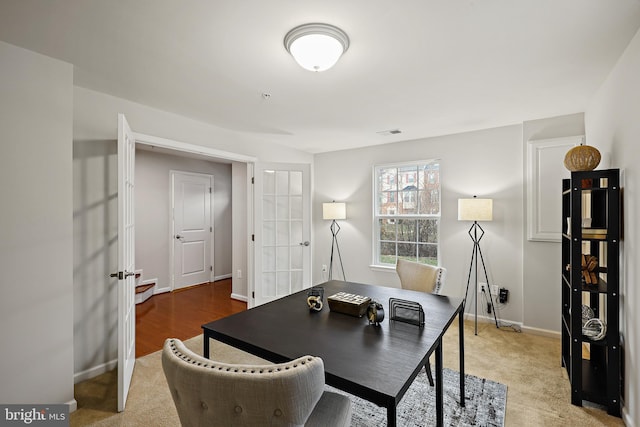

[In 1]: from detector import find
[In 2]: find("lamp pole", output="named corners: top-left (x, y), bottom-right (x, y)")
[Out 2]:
top-left (328, 219), bottom-right (345, 281)
top-left (463, 221), bottom-right (499, 335)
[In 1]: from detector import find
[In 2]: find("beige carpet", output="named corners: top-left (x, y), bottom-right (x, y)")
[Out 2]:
top-left (70, 319), bottom-right (625, 426)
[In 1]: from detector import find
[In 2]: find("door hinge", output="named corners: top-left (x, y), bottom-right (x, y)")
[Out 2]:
top-left (251, 234), bottom-right (255, 241)
top-left (209, 187), bottom-right (212, 193)
top-left (251, 177), bottom-right (255, 184)
top-left (210, 266), bottom-right (213, 272)
top-left (210, 226), bottom-right (212, 232)
top-left (252, 291), bottom-right (255, 299)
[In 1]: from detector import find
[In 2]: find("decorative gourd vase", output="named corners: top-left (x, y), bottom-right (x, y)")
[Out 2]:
top-left (564, 144), bottom-right (601, 172)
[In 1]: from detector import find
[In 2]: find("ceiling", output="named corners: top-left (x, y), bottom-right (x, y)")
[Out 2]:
top-left (1, 1), bottom-right (639, 154)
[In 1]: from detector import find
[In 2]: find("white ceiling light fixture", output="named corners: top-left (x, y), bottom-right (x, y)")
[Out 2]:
top-left (284, 23), bottom-right (350, 72)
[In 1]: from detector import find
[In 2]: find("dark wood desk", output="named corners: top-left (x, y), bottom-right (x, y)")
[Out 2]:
top-left (202, 280), bottom-right (465, 427)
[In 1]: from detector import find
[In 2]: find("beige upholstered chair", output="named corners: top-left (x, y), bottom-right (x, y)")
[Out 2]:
top-left (395, 259), bottom-right (447, 386)
top-left (395, 258), bottom-right (446, 295)
top-left (162, 338), bottom-right (352, 427)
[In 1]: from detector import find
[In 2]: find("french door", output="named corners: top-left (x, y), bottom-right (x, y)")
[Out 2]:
top-left (253, 163), bottom-right (311, 306)
top-left (116, 114), bottom-right (136, 411)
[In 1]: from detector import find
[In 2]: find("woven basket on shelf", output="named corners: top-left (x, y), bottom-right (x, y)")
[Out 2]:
top-left (564, 144), bottom-right (601, 171)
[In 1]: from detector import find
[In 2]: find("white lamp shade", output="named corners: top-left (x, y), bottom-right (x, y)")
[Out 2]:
top-left (458, 198), bottom-right (493, 221)
top-left (289, 34), bottom-right (344, 71)
top-left (323, 202), bottom-right (346, 220)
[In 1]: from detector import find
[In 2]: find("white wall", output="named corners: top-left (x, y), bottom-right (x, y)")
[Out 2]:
top-left (585, 27), bottom-right (640, 427)
top-left (313, 125), bottom-right (524, 326)
top-left (0, 42), bottom-right (75, 407)
top-left (135, 149), bottom-right (232, 289)
top-left (521, 113), bottom-right (585, 333)
top-left (73, 86), bottom-right (312, 380)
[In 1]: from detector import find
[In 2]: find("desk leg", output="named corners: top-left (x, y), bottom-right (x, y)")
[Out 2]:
top-left (386, 404), bottom-right (396, 427)
top-left (459, 312), bottom-right (465, 407)
top-left (203, 332), bottom-right (210, 359)
top-left (435, 338), bottom-right (443, 427)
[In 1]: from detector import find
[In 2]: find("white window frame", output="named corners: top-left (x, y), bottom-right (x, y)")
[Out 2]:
top-left (372, 160), bottom-right (441, 268)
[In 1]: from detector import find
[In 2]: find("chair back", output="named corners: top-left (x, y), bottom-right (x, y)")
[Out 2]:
top-left (162, 338), bottom-right (326, 427)
top-left (395, 259), bottom-right (446, 294)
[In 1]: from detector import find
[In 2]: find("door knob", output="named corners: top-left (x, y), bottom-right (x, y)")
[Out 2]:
top-left (175, 234), bottom-right (184, 240)
top-left (110, 271), bottom-right (135, 280)
top-left (300, 241), bottom-right (310, 246)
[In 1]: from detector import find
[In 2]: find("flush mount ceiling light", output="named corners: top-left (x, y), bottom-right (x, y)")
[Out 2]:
top-left (284, 23), bottom-right (350, 72)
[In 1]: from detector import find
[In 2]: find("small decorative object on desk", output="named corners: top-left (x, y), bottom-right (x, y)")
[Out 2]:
top-left (389, 298), bottom-right (425, 327)
top-left (306, 286), bottom-right (324, 312)
top-left (367, 300), bottom-right (385, 326)
top-left (327, 292), bottom-right (371, 317)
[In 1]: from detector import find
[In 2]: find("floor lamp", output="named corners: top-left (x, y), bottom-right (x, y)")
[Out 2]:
top-left (458, 197), bottom-right (499, 335)
top-left (323, 201), bottom-right (346, 281)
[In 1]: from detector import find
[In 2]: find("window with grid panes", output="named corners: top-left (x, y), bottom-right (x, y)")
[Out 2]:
top-left (373, 161), bottom-right (440, 266)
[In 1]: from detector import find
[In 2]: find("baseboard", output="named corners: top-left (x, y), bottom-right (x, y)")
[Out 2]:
top-left (74, 358), bottom-right (117, 384)
top-left (462, 313), bottom-right (563, 337)
top-left (231, 292), bottom-right (247, 302)
top-left (155, 276), bottom-right (231, 294)
top-left (520, 325), bottom-right (561, 339)
top-left (622, 406), bottom-right (633, 427)
top-left (67, 398), bottom-right (78, 413)
top-left (154, 285), bottom-right (171, 294)
top-left (462, 312), bottom-right (522, 328)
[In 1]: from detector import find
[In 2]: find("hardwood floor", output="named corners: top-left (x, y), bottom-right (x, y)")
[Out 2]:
top-left (135, 279), bottom-right (246, 358)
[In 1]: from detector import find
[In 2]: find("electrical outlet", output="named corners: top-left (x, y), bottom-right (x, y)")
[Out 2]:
top-left (491, 284), bottom-right (499, 295)
top-left (321, 264), bottom-right (327, 273)
top-left (499, 288), bottom-right (509, 303)
top-left (478, 282), bottom-right (487, 293)
top-left (237, 269), bottom-right (242, 279)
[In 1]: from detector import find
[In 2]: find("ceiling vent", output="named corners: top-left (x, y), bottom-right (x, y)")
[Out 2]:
top-left (376, 129), bottom-right (402, 136)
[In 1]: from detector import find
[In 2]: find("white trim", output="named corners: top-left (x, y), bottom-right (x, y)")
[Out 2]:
top-left (214, 273), bottom-right (232, 281)
top-left (622, 406), bottom-right (633, 427)
top-left (246, 163), bottom-right (255, 308)
top-left (520, 325), bottom-right (561, 339)
top-left (526, 136), bottom-right (582, 242)
top-left (462, 312), bottom-right (523, 327)
top-left (67, 399), bottom-right (78, 413)
top-left (134, 132), bottom-right (257, 163)
top-left (462, 313), bottom-right (562, 338)
top-left (231, 292), bottom-right (248, 302)
top-left (154, 285), bottom-right (171, 294)
top-left (74, 359), bottom-right (118, 384)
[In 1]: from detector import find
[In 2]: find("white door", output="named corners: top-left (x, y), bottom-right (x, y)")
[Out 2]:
top-left (253, 163), bottom-right (311, 306)
top-left (116, 114), bottom-right (136, 412)
top-left (172, 171), bottom-right (213, 290)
